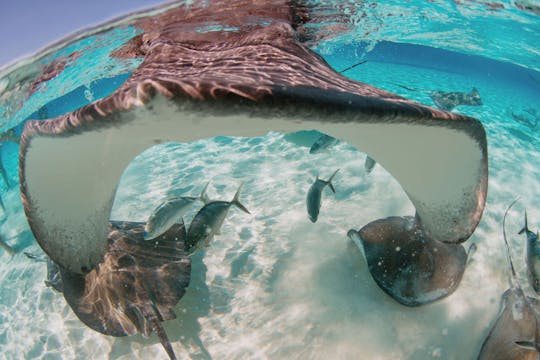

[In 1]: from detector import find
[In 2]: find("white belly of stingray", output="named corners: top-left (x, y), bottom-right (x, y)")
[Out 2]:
top-left (22, 93), bottom-right (486, 273)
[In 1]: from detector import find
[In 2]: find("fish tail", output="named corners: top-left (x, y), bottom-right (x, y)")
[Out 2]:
top-left (325, 169), bottom-right (340, 193)
top-left (518, 210), bottom-right (528, 235)
top-left (466, 243), bottom-right (477, 265)
top-left (200, 181), bottom-right (211, 204)
top-left (232, 183), bottom-right (250, 214)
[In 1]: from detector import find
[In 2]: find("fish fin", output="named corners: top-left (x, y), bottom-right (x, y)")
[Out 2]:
top-left (176, 217), bottom-right (185, 228)
top-left (232, 183), bottom-right (251, 214)
top-left (200, 181), bottom-right (211, 204)
top-left (328, 183), bottom-right (336, 194)
top-left (326, 169), bottom-right (339, 194)
top-left (347, 229), bottom-right (365, 259)
top-left (143, 229), bottom-right (151, 241)
top-left (466, 243), bottom-right (477, 265)
top-left (519, 210), bottom-right (529, 235)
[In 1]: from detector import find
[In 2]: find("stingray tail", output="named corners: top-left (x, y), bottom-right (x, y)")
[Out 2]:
top-left (338, 60), bottom-right (367, 74)
top-left (503, 198), bottom-right (520, 288)
top-left (151, 317), bottom-right (177, 360)
top-left (325, 169), bottom-right (340, 193)
top-left (142, 305), bottom-right (177, 360)
top-left (392, 83), bottom-right (424, 92)
top-left (518, 210), bottom-right (529, 235)
top-left (231, 184), bottom-right (250, 214)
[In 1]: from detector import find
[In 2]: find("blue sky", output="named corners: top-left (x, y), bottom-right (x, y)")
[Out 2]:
top-left (0, 0), bottom-right (168, 67)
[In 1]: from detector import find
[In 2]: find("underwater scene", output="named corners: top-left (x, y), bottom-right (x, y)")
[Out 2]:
top-left (0, 1), bottom-right (539, 359)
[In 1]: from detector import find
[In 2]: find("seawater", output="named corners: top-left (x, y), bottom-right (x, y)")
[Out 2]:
top-left (1, 4), bottom-right (540, 360)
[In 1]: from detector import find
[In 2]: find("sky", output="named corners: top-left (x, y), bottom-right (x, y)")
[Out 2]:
top-left (0, 0), bottom-right (169, 67)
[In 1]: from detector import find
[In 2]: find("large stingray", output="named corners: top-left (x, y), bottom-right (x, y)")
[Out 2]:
top-left (18, 0), bottom-right (487, 282)
top-left (51, 220), bottom-right (191, 360)
top-left (478, 200), bottom-right (540, 360)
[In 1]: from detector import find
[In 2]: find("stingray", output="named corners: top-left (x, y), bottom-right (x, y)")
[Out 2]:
top-left (478, 200), bottom-right (540, 360)
top-left (18, 0), bottom-right (487, 292)
top-left (396, 84), bottom-right (483, 112)
top-left (49, 220), bottom-right (191, 360)
top-left (430, 88), bottom-right (483, 111)
top-left (347, 216), bottom-right (470, 306)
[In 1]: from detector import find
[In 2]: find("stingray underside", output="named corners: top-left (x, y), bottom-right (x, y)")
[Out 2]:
top-left (18, 0), bottom-right (488, 276)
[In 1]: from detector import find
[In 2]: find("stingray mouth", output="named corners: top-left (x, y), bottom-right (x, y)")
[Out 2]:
top-left (17, 0), bottom-right (487, 278)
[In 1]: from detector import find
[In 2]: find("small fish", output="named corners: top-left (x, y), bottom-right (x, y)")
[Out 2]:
top-left (364, 155), bottom-right (376, 174)
top-left (24, 252), bottom-right (44, 261)
top-left (186, 184), bottom-right (250, 253)
top-left (0, 237), bottom-right (14, 256)
top-left (519, 210), bottom-right (540, 294)
top-left (306, 169), bottom-right (339, 223)
top-left (144, 182), bottom-right (209, 240)
top-left (309, 134), bottom-right (338, 154)
top-left (45, 258), bottom-right (63, 293)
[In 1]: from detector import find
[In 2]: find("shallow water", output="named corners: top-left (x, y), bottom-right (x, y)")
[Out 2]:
top-left (1, 1), bottom-right (540, 359)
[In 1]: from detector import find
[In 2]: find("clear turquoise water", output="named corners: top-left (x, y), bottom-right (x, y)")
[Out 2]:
top-left (0, 1), bottom-right (539, 359)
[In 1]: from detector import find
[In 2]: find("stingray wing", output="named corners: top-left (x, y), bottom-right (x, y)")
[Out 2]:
top-left (19, 0), bottom-right (487, 273)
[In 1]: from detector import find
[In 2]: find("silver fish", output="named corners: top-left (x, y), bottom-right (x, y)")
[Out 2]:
top-left (309, 134), bottom-right (338, 154)
top-left (144, 182), bottom-right (209, 240)
top-left (186, 184), bottom-right (250, 253)
top-left (0, 237), bottom-right (13, 256)
top-left (364, 155), bottom-right (376, 174)
top-left (519, 210), bottom-right (540, 294)
top-left (306, 169), bottom-right (339, 223)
